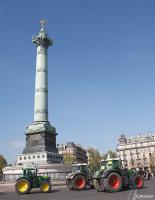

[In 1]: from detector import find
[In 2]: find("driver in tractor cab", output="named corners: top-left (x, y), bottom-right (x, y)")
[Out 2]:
top-left (28, 170), bottom-right (33, 177)
top-left (101, 165), bottom-right (105, 171)
top-left (27, 169), bottom-right (36, 183)
top-left (106, 159), bottom-right (114, 170)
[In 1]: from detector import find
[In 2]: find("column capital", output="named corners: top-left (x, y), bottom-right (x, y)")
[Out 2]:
top-left (32, 29), bottom-right (53, 48)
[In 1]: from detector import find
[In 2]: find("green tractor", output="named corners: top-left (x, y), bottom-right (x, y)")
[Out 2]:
top-left (93, 156), bottom-right (144, 192)
top-left (15, 167), bottom-right (51, 194)
top-left (66, 163), bottom-right (93, 190)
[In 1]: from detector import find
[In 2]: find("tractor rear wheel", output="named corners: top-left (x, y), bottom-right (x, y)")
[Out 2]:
top-left (72, 175), bottom-right (87, 190)
top-left (133, 174), bottom-right (144, 189)
top-left (40, 181), bottom-right (51, 193)
top-left (105, 172), bottom-right (122, 192)
top-left (15, 178), bottom-right (31, 194)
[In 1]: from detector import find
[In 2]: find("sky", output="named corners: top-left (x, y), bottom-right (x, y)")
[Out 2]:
top-left (1, 0), bottom-right (155, 164)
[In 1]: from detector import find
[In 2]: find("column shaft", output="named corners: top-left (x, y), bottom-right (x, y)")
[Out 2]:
top-left (34, 45), bottom-right (48, 121)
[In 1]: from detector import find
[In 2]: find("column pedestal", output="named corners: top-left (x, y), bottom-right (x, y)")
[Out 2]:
top-left (23, 121), bottom-right (58, 154)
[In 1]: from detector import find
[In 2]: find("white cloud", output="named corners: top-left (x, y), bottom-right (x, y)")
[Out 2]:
top-left (10, 141), bottom-right (25, 149)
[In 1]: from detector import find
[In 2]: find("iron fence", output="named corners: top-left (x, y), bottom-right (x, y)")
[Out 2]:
top-left (0, 174), bottom-right (3, 181)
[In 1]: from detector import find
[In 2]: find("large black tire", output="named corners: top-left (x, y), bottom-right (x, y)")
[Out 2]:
top-left (72, 175), bottom-right (87, 190)
top-left (95, 178), bottom-right (105, 192)
top-left (104, 172), bottom-right (122, 192)
top-left (40, 181), bottom-right (51, 193)
top-left (133, 174), bottom-right (144, 189)
top-left (93, 179), bottom-right (99, 190)
top-left (66, 179), bottom-right (73, 190)
top-left (15, 178), bottom-right (31, 195)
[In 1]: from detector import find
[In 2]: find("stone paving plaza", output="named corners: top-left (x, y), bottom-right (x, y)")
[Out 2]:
top-left (0, 178), bottom-right (155, 200)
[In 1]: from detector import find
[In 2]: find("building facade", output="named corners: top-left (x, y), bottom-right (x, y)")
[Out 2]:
top-left (116, 133), bottom-right (155, 168)
top-left (57, 142), bottom-right (88, 164)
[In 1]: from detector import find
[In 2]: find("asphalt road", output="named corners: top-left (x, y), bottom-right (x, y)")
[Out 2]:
top-left (0, 178), bottom-right (155, 200)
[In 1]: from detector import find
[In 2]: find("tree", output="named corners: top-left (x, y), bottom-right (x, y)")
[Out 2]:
top-left (63, 154), bottom-right (76, 165)
top-left (102, 150), bottom-right (118, 160)
top-left (149, 152), bottom-right (155, 171)
top-left (0, 155), bottom-right (7, 173)
top-left (88, 148), bottom-right (102, 172)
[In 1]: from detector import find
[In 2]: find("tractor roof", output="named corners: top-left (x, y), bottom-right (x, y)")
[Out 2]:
top-left (106, 157), bottom-right (120, 161)
top-left (106, 153), bottom-right (120, 161)
top-left (99, 159), bottom-right (105, 162)
top-left (22, 166), bottom-right (37, 170)
top-left (72, 163), bottom-right (87, 166)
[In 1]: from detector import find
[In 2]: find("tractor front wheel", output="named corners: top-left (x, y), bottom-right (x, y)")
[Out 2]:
top-left (15, 179), bottom-right (31, 195)
top-left (133, 174), bottom-right (144, 189)
top-left (105, 172), bottom-right (122, 192)
top-left (95, 178), bottom-right (105, 192)
top-left (40, 181), bottom-right (51, 193)
top-left (66, 179), bottom-right (73, 190)
top-left (72, 175), bottom-right (87, 190)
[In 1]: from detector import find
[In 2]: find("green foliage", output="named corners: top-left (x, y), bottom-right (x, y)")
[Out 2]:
top-left (88, 148), bottom-right (102, 172)
top-left (63, 155), bottom-right (76, 164)
top-left (102, 150), bottom-right (118, 160)
top-left (150, 152), bottom-right (155, 169)
top-left (0, 154), bottom-right (7, 173)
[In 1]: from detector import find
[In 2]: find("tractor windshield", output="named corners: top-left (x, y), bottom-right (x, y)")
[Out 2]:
top-left (80, 165), bottom-right (88, 173)
top-left (105, 160), bottom-right (122, 170)
top-left (106, 160), bottom-right (113, 170)
top-left (72, 166), bottom-right (80, 173)
top-left (99, 160), bottom-right (106, 170)
top-left (23, 169), bottom-right (36, 177)
top-left (72, 165), bottom-right (88, 174)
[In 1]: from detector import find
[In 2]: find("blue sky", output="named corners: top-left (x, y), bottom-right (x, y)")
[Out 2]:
top-left (1, 0), bottom-right (155, 163)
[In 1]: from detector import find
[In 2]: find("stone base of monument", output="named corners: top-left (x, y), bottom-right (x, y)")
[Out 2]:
top-left (16, 151), bottom-right (63, 166)
top-left (2, 163), bottom-right (72, 182)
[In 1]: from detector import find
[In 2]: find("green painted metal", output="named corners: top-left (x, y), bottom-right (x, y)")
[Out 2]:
top-left (93, 158), bottom-right (144, 192)
top-left (17, 167), bottom-right (51, 189)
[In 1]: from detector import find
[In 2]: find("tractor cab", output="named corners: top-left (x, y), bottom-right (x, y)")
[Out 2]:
top-left (22, 167), bottom-right (37, 179)
top-left (71, 163), bottom-right (88, 175)
top-left (93, 159), bottom-right (106, 179)
top-left (105, 158), bottom-right (122, 171)
top-left (100, 159), bottom-right (106, 170)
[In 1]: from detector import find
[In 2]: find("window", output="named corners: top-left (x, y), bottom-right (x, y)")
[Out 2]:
top-left (24, 157), bottom-right (26, 160)
top-left (19, 157), bottom-right (22, 160)
top-left (127, 139), bottom-right (131, 143)
top-left (37, 155), bottom-right (40, 159)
